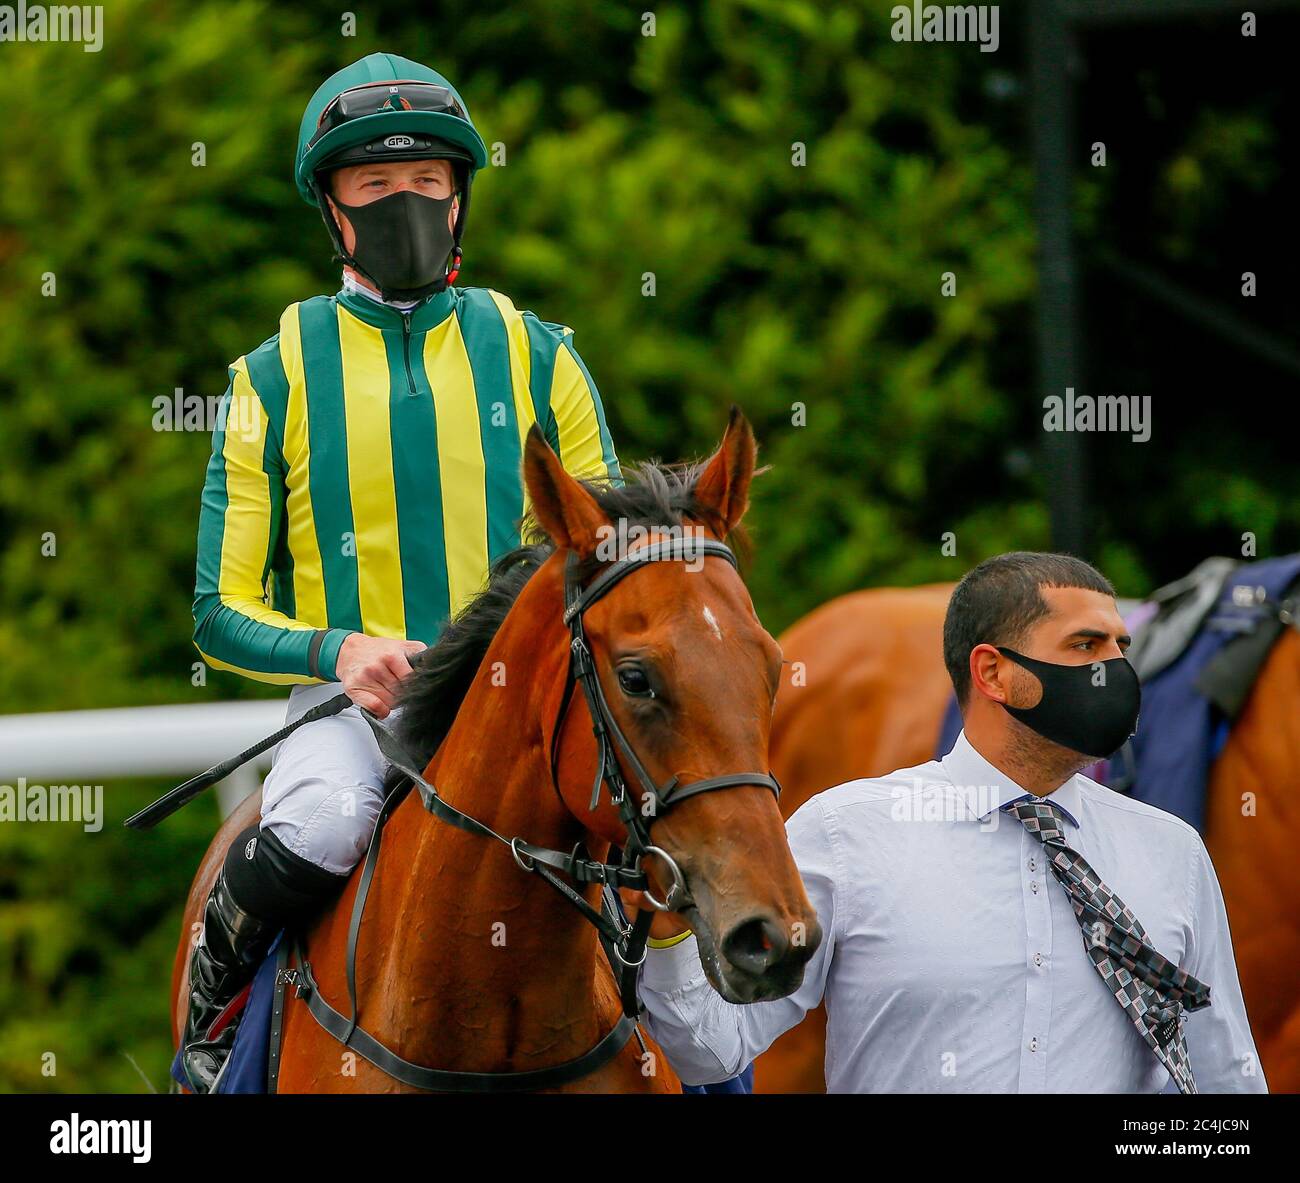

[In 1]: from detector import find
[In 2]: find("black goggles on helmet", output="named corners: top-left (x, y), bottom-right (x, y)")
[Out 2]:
top-left (308, 81), bottom-right (468, 149)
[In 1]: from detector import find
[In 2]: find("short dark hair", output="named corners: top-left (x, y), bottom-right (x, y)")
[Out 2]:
top-left (942, 551), bottom-right (1115, 705)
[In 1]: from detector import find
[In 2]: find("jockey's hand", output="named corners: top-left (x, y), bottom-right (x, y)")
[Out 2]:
top-left (337, 634), bottom-right (427, 718)
top-left (618, 887), bottom-right (692, 944)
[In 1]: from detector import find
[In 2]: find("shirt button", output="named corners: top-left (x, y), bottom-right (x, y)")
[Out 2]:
top-left (1030, 881), bottom-right (1039, 894)
top-left (1029, 1037), bottom-right (1039, 1052)
top-left (1029, 857), bottom-right (1036, 872)
top-left (1033, 952), bottom-right (1044, 967)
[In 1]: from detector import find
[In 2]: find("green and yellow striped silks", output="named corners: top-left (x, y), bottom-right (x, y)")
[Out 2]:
top-left (193, 284), bottom-right (619, 684)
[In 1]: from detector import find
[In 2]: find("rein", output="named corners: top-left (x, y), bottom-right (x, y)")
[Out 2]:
top-left (285, 535), bottom-right (781, 1091)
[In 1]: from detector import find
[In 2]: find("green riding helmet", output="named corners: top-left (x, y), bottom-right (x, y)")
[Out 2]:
top-left (296, 53), bottom-right (489, 290)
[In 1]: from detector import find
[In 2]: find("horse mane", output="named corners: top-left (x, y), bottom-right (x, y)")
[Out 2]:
top-left (395, 457), bottom-right (744, 765)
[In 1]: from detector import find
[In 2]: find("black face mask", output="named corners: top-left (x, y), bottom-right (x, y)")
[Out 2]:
top-left (996, 647), bottom-right (1141, 759)
top-left (332, 190), bottom-right (456, 303)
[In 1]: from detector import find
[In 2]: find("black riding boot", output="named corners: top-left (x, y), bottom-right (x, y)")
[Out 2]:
top-left (181, 824), bottom-right (348, 1093)
top-left (180, 864), bottom-right (275, 1093)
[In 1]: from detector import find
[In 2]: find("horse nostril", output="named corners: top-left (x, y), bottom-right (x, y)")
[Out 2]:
top-left (721, 916), bottom-right (790, 976)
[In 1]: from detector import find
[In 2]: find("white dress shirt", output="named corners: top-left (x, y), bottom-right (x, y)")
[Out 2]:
top-left (640, 731), bottom-right (1267, 1093)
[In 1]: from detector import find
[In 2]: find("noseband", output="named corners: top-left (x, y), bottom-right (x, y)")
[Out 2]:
top-left (285, 533), bottom-right (782, 1092)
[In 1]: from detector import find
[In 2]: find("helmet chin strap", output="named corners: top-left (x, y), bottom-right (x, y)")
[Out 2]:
top-left (315, 166), bottom-right (473, 304)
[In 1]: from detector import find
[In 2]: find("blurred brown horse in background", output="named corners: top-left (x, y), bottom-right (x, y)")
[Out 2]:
top-left (755, 582), bottom-right (1300, 1094)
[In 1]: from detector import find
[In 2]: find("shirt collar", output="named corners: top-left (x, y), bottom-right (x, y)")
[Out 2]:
top-left (342, 269), bottom-right (421, 311)
top-left (940, 730), bottom-right (1083, 830)
top-left (335, 280), bottom-right (456, 332)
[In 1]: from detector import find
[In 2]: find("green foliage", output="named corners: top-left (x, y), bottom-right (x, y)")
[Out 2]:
top-left (0, 777), bottom-right (222, 1092)
top-left (461, 0), bottom-right (1038, 627)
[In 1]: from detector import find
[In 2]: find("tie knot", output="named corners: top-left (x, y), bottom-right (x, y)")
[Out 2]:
top-left (1008, 797), bottom-right (1068, 840)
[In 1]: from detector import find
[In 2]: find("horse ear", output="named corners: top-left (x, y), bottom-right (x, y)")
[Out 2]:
top-left (523, 425), bottom-right (609, 556)
top-left (692, 405), bottom-right (757, 535)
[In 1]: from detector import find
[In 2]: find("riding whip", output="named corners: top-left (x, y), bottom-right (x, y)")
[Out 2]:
top-left (123, 692), bottom-right (352, 830)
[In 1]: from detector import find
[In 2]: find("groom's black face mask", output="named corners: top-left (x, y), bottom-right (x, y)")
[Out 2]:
top-left (332, 189), bottom-right (456, 302)
top-left (996, 647), bottom-right (1140, 759)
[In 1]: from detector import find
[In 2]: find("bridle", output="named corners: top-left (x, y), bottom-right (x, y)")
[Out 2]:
top-left (283, 533), bottom-right (781, 1091)
top-left (551, 536), bottom-right (782, 909)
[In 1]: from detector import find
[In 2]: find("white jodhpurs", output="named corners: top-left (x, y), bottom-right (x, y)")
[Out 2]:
top-left (259, 681), bottom-right (393, 876)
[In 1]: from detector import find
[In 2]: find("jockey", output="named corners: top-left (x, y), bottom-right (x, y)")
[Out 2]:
top-left (181, 52), bottom-right (620, 1092)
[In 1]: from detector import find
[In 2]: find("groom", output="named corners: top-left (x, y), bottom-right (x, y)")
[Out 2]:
top-left (637, 552), bottom-right (1265, 1092)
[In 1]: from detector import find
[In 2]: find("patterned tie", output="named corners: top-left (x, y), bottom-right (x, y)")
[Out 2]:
top-left (1008, 799), bottom-right (1211, 1094)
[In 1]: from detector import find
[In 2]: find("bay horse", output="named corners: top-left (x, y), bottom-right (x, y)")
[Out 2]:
top-left (173, 410), bottom-right (820, 1092)
top-left (754, 581), bottom-right (1300, 1094)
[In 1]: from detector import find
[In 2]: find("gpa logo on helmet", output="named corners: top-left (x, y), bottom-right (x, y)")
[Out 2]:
top-left (383, 135), bottom-right (416, 150)
top-left (244, 836), bottom-right (257, 860)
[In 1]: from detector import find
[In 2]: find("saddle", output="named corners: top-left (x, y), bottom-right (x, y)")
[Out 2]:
top-left (1125, 557), bottom-right (1238, 683)
top-left (1122, 554), bottom-right (1300, 831)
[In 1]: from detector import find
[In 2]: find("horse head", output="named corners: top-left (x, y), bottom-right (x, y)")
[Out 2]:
top-left (524, 407), bottom-right (822, 1004)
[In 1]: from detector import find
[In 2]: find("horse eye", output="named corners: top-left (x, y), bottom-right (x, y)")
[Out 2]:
top-left (617, 667), bottom-right (653, 698)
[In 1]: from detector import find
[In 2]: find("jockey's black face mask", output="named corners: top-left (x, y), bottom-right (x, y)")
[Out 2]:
top-left (996, 647), bottom-right (1141, 759)
top-left (332, 189), bottom-right (456, 303)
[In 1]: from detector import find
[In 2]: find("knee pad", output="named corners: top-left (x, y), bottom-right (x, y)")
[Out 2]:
top-left (222, 825), bottom-right (348, 928)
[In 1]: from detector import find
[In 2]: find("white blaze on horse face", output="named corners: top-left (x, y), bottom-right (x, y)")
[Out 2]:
top-left (702, 604), bottom-right (723, 642)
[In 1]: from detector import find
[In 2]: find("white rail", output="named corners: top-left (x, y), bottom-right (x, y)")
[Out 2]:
top-left (0, 700), bottom-right (288, 816)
